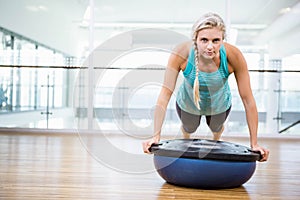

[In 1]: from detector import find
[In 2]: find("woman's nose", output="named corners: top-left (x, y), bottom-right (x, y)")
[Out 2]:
top-left (207, 41), bottom-right (213, 49)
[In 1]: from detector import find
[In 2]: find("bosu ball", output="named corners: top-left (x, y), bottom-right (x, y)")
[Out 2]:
top-left (149, 139), bottom-right (261, 189)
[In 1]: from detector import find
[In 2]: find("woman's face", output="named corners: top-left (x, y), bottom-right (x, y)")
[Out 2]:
top-left (196, 27), bottom-right (223, 60)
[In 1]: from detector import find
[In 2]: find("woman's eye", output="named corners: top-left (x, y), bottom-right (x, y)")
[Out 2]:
top-left (201, 38), bottom-right (208, 42)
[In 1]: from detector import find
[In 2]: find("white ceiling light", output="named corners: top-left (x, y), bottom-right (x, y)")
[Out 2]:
top-left (26, 5), bottom-right (48, 12)
top-left (279, 7), bottom-right (291, 15)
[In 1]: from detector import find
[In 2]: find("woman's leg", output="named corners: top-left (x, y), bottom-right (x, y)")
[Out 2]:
top-left (206, 106), bottom-right (231, 140)
top-left (176, 103), bottom-right (201, 138)
top-left (212, 125), bottom-right (224, 140)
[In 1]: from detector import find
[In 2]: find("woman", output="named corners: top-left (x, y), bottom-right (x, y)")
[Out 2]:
top-left (142, 12), bottom-right (269, 162)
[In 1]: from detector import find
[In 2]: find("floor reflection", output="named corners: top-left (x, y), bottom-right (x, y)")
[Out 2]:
top-left (156, 182), bottom-right (250, 200)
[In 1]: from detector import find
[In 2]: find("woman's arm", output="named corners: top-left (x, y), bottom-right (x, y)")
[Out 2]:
top-left (143, 42), bottom-right (190, 153)
top-left (225, 43), bottom-right (269, 161)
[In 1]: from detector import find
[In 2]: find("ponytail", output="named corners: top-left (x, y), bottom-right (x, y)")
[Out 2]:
top-left (193, 41), bottom-right (200, 110)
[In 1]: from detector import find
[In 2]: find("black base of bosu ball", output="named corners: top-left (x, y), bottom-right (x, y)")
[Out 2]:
top-left (149, 139), bottom-right (261, 189)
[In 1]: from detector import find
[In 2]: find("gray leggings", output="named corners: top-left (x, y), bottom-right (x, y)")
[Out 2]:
top-left (176, 102), bottom-right (231, 133)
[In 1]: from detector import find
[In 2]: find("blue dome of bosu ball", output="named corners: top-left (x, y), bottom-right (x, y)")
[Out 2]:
top-left (149, 139), bottom-right (261, 189)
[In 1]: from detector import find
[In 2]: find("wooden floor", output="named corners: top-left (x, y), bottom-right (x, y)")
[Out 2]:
top-left (1, 131), bottom-right (300, 200)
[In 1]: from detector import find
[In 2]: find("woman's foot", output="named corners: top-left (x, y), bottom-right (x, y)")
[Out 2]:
top-left (212, 125), bottom-right (224, 140)
top-left (181, 125), bottom-right (191, 139)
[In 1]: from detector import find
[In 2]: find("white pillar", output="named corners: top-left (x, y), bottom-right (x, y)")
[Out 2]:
top-left (265, 59), bottom-right (282, 134)
top-left (87, 0), bottom-right (95, 130)
top-left (225, 0), bottom-right (231, 42)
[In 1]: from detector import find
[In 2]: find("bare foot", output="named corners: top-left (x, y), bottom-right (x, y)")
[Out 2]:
top-left (181, 125), bottom-right (191, 139)
top-left (212, 125), bottom-right (224, 140)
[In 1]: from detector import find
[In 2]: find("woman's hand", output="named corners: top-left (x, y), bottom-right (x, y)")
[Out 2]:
top-left (252, 144), bottom-right (270, 162)
top-left (142, 135), bottom-right (160, 154)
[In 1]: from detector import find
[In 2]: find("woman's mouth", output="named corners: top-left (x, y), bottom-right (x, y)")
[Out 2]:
top-left (206, 51), bottom-right (214, 56)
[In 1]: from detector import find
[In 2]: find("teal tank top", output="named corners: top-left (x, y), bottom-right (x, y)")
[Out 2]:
top-left (176, 45), bottom-right (232, 115)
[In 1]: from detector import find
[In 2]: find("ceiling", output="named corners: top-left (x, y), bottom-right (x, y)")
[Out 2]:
top-left (0, 0), bottom-right (299, 58)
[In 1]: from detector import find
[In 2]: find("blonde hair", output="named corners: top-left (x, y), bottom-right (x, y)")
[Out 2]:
top-left (191, 12), bottom-right (226, 110)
